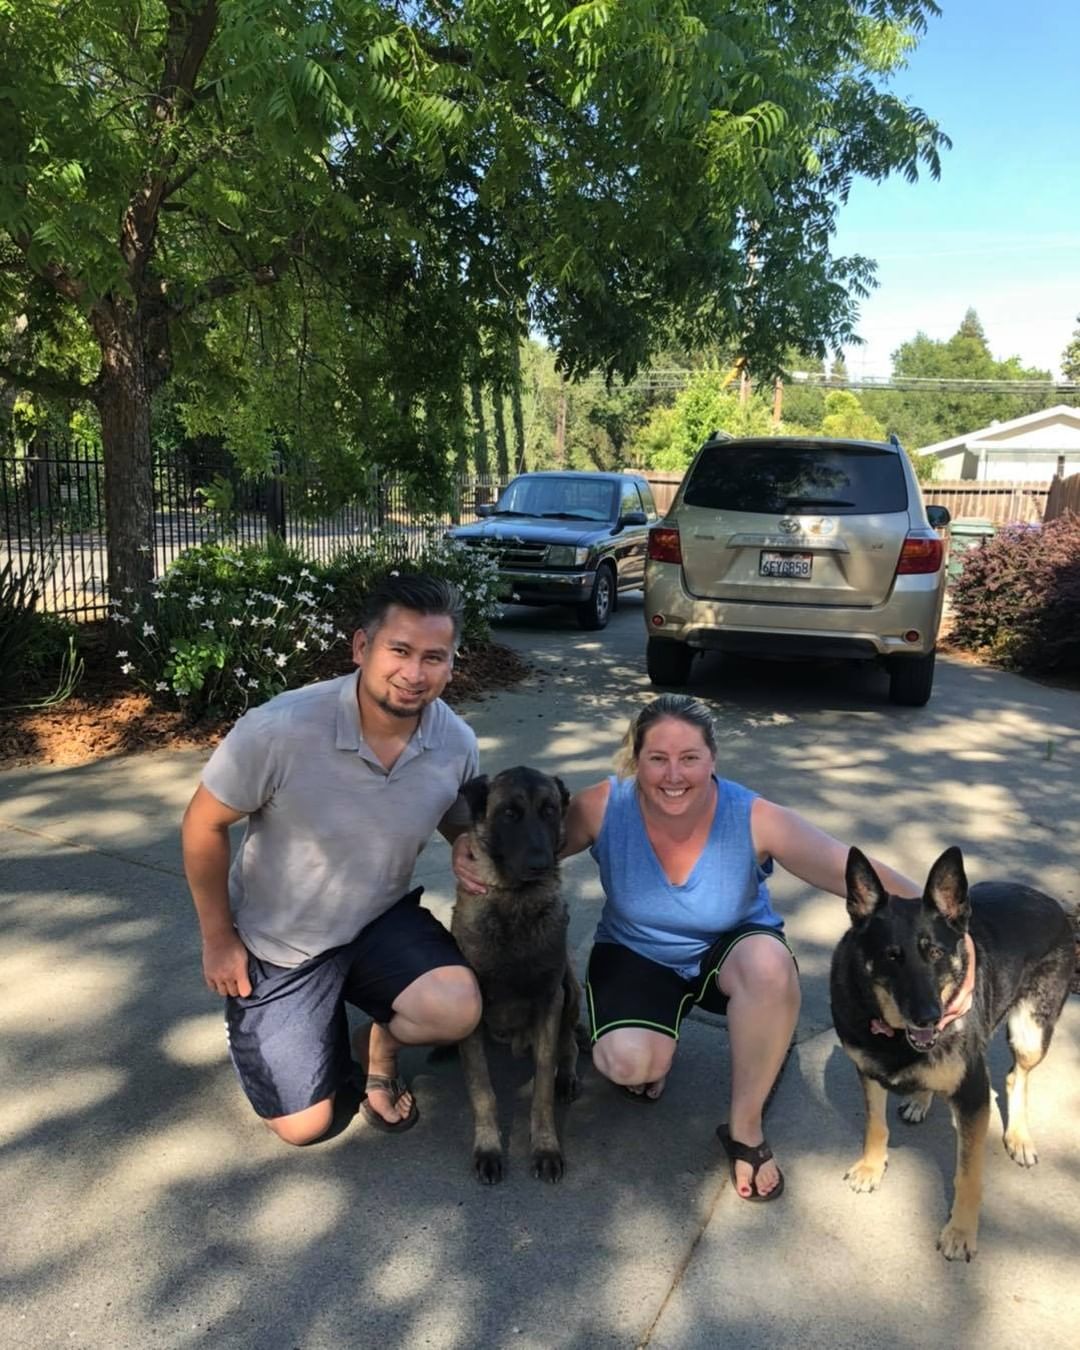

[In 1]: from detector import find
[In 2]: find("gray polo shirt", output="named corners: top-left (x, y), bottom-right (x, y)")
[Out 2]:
top-left (200, 669), bottom-right (479, 966)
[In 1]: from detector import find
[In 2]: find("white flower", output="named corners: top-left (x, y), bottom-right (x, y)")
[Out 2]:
top-left (155, 681), bottom-right (169, 692)
top-left (247, 678), bottom-right (259, 688)
top-left (300, 567), bottom-right (313, 578)
top-left (263, 647), bottom-right (274, 656)
top-left (274, 653), bottom-right (287, 667)
top-left (273, 599), bottom-right (285, 611)
top-left (229, 617), bottom-right (243, 627)
top-left (210, 591), bottom-right (222, 604)
top-left (202, 620), bottom-right (215, 630)
top-left (277, 573), bottom-right (292, 583)
top-left (323, 582), bottom-right (335, 593)
top-left (234, 667), bottom-right (246, 677)
top-left (389, 569), bottom-right (400, 577)
top-left (115, 615), bottom-right (131, 626)
top-left (295, 640), bottom-right (307, 650)
top-left (189, 594), bottom-right (205, 608)
top-left (117, 650), bottom-right (129, 658)
top-left (151, 592), bottom-right (163, 602)
top-left (120, 662), bottom-right (134, 675)
top-left (138, 544), bottom-right (151, 554)
top-left (142, 623), bottom-right (155, 636)
top-left (122, 586), bottom-right (134, 594)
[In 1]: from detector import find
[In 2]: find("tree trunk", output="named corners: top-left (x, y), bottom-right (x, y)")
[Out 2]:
top-left (91, 300), bottom-right (156, 613)
top-left (470, 380), bottom-right (490, 477)
top-left (508, 340), bottom-right (527, 478)
top-left (493, 392), bottom-right (510, 481)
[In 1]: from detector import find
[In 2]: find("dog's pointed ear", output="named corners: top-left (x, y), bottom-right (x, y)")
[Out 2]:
top-left (925, 846), bottom-right (970, 926)
top-left (553, 775), bottom-right (571, 816)
top-left (845, 847), bottom-right (887, 922)
top-left (460, 774), bottom-right (490, 821)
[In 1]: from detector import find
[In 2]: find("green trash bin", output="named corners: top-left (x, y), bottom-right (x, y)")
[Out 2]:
top-left (946, 517), bottom-right (996, 582)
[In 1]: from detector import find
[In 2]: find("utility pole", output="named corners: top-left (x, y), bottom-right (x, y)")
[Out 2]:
top-left (772, 377), bottom-right (783, 425)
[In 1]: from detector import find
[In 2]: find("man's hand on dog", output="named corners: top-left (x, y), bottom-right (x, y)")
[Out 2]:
top-left (452, 834), bottom-right (487, 894)
top-left (203, 930), bottom-right (253, 998)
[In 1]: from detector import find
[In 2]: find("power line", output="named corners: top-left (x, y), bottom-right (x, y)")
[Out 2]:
top-left (559, 371), bottom-right (1080, 395)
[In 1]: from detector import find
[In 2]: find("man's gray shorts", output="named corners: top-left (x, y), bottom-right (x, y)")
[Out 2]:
top-left (224, 888), bottom-right (469, 1119)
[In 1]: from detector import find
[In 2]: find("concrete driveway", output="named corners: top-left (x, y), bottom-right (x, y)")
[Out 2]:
top-left (2, 592), bottom-right (1078, 1348)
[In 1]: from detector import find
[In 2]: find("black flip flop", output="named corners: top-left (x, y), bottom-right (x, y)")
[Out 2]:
top-left (360, 1073), bottom-right (419, 1133)
top-left (717, 1125), bottom-right (785, 1202)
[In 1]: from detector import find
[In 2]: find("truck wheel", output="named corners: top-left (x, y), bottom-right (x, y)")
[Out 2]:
top-left (888, 650), bottom-right (935, 707)
top-left (646, 637), bottom-right (694, 686)
top-left (577, 565), bottom-right (614, 630)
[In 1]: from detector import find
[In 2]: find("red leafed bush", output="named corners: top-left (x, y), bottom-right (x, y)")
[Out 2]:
top-left (950, 513), bottom-right (1080, 672)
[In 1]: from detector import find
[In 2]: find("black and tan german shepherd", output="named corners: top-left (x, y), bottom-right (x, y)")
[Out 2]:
top-left (830, 845), bottom-right (1073, 1261)
top-left (451, 766), bottom-right (581, 1185)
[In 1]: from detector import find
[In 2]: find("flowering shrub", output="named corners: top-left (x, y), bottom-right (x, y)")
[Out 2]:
top-left (109, 542), bottom-right (345, 717)
top-left (950, 515), bottom-right (1080, 672)
top-left (322, 527), bottom-right (503, 648)
top-left (111, 531), bottom-right (504, 718)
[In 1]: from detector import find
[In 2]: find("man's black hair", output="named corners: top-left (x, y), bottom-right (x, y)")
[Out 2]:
top-left (358, 572), bottom-right (464, 645)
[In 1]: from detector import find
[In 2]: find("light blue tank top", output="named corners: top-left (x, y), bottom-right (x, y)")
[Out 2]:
top-left (591, 774), bottom-right (781, 980)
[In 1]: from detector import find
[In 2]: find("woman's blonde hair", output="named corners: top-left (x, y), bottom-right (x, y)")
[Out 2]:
top-left (613, 694), bottom-right (718, 778)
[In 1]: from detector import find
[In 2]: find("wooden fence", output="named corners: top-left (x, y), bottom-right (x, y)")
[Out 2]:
top-left (921, 480), bottom-right (1050, 525)
top-left (1043, 472), bottom-right (1080, 521)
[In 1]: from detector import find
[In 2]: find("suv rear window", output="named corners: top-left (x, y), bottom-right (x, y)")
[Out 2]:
top-left (682, 442), bottom-right (908, 515)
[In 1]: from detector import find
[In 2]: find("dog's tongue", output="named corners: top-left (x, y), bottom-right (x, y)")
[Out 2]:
top-left (908, 1026), bottom-right (936, 1048)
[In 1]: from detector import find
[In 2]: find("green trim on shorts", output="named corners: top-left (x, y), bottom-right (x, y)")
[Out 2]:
top-left (587, 925), bottom-right (794, 1044)
top-left (694, 926), bottom-right (794, 1004)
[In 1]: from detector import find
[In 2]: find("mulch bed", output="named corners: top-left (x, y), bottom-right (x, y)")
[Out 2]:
top-left (0, 621), bottom-right (530, 771)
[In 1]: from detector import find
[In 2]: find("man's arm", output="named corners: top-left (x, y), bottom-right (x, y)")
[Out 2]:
top-left (181, 783), bottom-right (253, 998)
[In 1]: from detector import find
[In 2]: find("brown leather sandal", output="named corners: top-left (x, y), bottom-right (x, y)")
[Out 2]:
top-left (359, 1073), bottom-right (419, 1133)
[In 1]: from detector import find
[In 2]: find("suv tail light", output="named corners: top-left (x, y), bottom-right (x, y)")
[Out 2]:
top-left (896, 532), bottom-right (944, 575)
top-left (648, 526), bottom-right (682, 564)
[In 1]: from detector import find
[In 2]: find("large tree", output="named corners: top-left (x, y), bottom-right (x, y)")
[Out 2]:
top-left (1, 1), bottom-right (947, 601)
top-left (861, 308), bottom-right (1053, 449)
top-left (1061, 315), bottom-right (1080, 383)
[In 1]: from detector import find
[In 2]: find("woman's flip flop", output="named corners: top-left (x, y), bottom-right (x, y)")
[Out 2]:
top-left (716, 1125), bottom-right (785, 1201)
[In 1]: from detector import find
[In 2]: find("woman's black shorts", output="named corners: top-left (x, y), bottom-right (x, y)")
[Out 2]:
top-left (585, 925), bottom-right (794, 1043)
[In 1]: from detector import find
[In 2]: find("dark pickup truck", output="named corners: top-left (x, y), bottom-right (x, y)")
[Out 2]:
top-left (447, 470), bottom-right (659, 629)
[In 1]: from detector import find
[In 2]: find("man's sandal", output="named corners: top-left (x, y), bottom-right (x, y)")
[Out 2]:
top-left (716, 1125), bottom-right (785, 1202)
top-left (359, 1073), bottom-right (419, 1133)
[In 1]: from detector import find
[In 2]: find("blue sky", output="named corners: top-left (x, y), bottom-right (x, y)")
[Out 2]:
top-left (830, 0), bottom-right (1080, 377)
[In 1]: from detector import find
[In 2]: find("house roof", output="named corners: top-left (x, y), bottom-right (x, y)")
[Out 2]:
top-left (919, 404), bottom-right (1080, 456)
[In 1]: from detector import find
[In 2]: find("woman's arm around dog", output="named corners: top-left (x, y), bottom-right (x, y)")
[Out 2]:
top-left (750, 798), bottom-right (920, 899)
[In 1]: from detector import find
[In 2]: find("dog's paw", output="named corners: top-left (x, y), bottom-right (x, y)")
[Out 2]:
top-left (937, 1220), bottom-right (977, 1262)
top-left (555, 1070), bottom-right (580, 1103)
top-left (531, 1147), bottom-right (565, 1183)
top-left (473, 1149), bottom-right (504, 1185)
top-left (844, 1158), bottom-right (887, 1192)
top-left (1003, 1129), bottom-right (1039, 1168)
top-left (899, 1091), bottom-right (932, 1125)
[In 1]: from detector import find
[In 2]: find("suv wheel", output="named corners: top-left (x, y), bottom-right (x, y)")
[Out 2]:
top-left (647, 637), bottom-right (694, 686)
top-left (888, 650), bottom-right (935, 707)
top-left (577, 565), bottom-right (614, 630)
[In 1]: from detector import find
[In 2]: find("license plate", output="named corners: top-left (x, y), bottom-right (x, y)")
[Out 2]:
top-left (759, 550), bottom-right (812, 579)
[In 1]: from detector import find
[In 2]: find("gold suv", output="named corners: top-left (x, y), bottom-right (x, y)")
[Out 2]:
top-left (644, 435), bottom-right (951, 706)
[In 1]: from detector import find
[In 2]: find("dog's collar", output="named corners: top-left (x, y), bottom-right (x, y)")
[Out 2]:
top-left (870, 933), bottom-right (977, 1039)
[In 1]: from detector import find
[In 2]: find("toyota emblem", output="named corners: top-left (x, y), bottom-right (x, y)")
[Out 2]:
top-left (777, 518), bottom-right (800, 533)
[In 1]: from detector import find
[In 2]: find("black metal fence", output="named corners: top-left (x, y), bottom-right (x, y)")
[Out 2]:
top-left (1, 442), bottom-right (505, 620)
